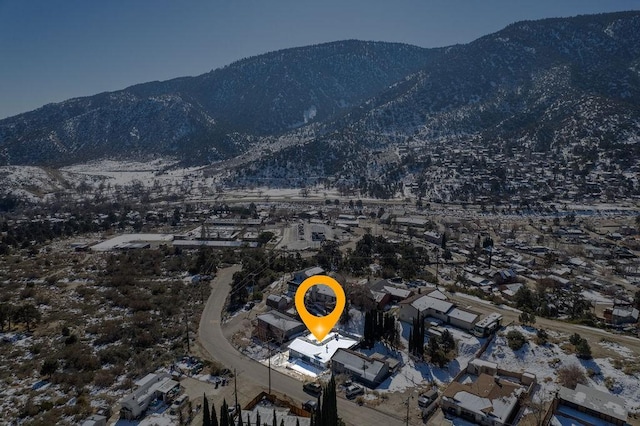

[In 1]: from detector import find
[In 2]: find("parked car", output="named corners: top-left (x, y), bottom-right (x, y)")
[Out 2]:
top-left (302, 400), bottom-right (318, 413)
top-left (303, 382), bottom-right (322, 396)
top-left (345, 385), bottom-right (364, 399)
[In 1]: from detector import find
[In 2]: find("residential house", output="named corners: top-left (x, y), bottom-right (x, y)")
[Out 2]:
top-left (266, 294), bottom-right (293, 312)
top-left (368, 279), bottom-right (414, 303)
top-left (441, 360), bottom-right (534, 426)
top-left (604, 303), bottom-right (640, 326)
top-left (499, 283), bottom-right (523, 300)
top-left (120, 373), bottom-right (180, 420)
top-left (288, 332), bottom-right (358, 369)
top-left (549, 383), bottom-right (628, 426)
top-left (398, 293), bottom-right (481, 331)
top-left (471, 313), bottom-right (502, 337)
top-left (424, 231), bottom-right (442, 245)
top-left (287, 266), bottom-right (325, 295)
top-left (398, 294), bottom-right (454, 324)
top-left (493, 269), bottom-right (518, 285)
top-left (446, 307), bottom-right (480, 331)
top-left (255, 311), bottom-right (306, 344)
top-left (330, 348), bottom-right (395, 388)
top-left (370, 290), bottom-right (392, 310)
top-left (311, 284), bottom-right (337, 305)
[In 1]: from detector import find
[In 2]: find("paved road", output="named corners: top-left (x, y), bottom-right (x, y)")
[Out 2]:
top-left (448, 292), bottom-right (640, 354)
top-left (198, 265), bottom-right (405, 426)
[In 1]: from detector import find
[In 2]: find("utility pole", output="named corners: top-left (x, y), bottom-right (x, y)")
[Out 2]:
top-left (268, 340), bottom-right (272, 395)
top-left (184, 311), bottom-right (190, 354)
top-left (234, 368), bottom-right (239, 412)
top-left (405, 395), bottom-right (413, 426)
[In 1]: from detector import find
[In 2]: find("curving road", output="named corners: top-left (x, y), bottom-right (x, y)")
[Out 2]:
top-left (198, 265), bottom-right (405, 426)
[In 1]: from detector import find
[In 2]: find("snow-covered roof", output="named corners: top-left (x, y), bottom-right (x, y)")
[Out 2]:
top-left (447, 308), bottom-right (478, 325)
top-left (426, 289), bottom-right (448, 300)
top-left (612, 306), bottom-right (639, 320)
top-left (383, 285), bottom-right (412, 299)
top-left (443, 373), bottom-right (524, 424)
top-left (559, 383), bottom-right (627, 422)
top-left (411, 295), bottom-right (453, 314)
top-left (305, 266), bottom-right (325, 276)
top-left (313, 284), bottom-right (336, 298)
top-left (475, 313), bottom-right (502, 328)
top-left (288, 332), bottom-right (357, 367)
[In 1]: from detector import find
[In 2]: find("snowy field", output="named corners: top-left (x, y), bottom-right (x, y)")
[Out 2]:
top-left (479, 326), bottom-right (640, 414)
top-left (358, 321), bottom-right (486, 393)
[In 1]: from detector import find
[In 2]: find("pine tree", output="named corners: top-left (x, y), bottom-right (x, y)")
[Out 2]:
top-left (203, 394), bottom-right (211, 426)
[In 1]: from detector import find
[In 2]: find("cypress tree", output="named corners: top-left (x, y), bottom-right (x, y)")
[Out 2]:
top-left (279, 419), bottom-right (284, 426)
top-left (245, 413), bottom-right (251, 426)
top-left (408, 325), bottom-right (414, 354)
top-left (255, 411), bottom-right (260, 426)
top-left (321, 374), bottom-right (338, 426)
top-left (272, 408), bottom-right (277, 426)
top-left (238, 407), bottom-right (243, 426)
top-left (376, 310), bottom-right (384, 340)
top-left (203, 394), bottom-right (211, 426)
top-left (296, 419), bottom-right (300, 426)
top-left (211, 403), bottom-right (219, 426)
top-left (315, 394), bottom-right (322, 426)
top-left (220, 399), bottom-right (229, 426)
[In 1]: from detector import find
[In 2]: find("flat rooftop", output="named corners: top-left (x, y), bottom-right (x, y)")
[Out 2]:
top-left (288, 332), bottom-right (357, 366)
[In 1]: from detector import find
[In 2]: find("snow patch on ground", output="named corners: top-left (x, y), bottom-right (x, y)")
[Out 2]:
top-left (479, 326), bottom-right (640, 413)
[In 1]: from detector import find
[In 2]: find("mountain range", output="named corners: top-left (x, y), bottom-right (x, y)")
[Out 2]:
top-left (1, 11), bottom-right (639, 193)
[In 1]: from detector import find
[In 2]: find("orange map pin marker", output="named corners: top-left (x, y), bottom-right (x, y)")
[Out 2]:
top-left (295, 275), bottom-right (346, 342)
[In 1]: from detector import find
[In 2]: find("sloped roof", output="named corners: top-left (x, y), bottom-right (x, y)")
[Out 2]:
top-left (559, 383), bottom-right (627, 422)
top-left (411, 295), bottom-right (454, 314)
top-left (331, 348), bottom-right (387, 382)
top-left (443, 374), bottom-right (524, 423)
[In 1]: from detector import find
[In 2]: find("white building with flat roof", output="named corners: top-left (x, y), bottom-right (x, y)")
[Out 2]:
top-left (120, 372), bottom-right (180, 420)
top-left (288, 332), bottom-right (357, 369)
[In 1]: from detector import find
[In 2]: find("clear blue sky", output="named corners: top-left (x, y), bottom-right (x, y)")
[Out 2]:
top-left (1, 0), bottom-right (638, 119)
